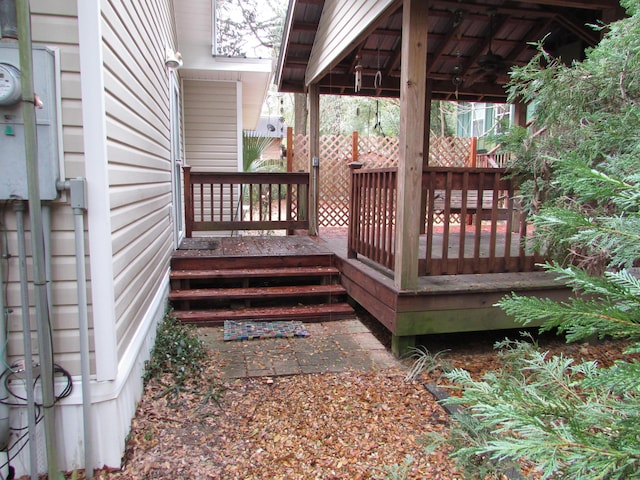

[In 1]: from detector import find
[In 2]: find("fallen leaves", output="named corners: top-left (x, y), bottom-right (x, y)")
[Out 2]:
top-left (50, 328), bottom-right (636, 480)
top-left (95, 359), bottom-right (459, 480)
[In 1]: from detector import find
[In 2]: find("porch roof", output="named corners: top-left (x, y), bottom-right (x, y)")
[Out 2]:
top-left (276, 0), bottom-right (623, 103)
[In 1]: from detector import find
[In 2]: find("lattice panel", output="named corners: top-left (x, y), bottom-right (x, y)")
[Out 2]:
top-left (429, 137), bottom-right (472, 167)
top-left (318, 135), bottom-right (353, 227)
top-left (292, 134), bottom-right (309, 172)
top-left (292, 133), bottom-right (353, 227)
top-left (290, 133), bottom-right (475, 227)
top-left (359, 135), bottom-right (399, 168)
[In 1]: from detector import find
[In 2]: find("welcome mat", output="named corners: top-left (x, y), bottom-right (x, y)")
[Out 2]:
top-left (223, 320), bottom-right (310, 341)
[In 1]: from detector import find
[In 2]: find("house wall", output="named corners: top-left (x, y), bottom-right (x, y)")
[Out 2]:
top-left (183, 79), bottom-right (241, 171)
top-left (101, 0), bottom-right (175, 366)
top-left (305, 0), bottom-right (396, 86)
top-left (0, 0), bottom-right (179, 475)
top-left (0, 0), bottom-right (84, 377)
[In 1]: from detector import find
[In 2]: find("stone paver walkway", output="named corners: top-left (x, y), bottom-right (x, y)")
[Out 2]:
top-left (198, 319), bottom-right (401, 378)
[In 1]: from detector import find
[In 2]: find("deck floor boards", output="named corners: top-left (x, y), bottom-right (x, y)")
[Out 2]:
top-left (176, 236), bottom-right (332, 258)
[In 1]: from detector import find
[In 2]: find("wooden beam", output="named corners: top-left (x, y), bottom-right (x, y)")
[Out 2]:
top-left (431, 0), bottom-right (618, 13)
top-left (394, 0), bottom-right (428, 290)
top-left (308, 84), bottom-right (320, 236)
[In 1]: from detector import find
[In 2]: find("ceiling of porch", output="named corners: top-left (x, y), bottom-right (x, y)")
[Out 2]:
top-left (276, 0), bottom-right (623, 103)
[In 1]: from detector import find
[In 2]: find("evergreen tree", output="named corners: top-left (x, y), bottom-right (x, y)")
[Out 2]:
top-left (441, 2), bottom-right (640, 477)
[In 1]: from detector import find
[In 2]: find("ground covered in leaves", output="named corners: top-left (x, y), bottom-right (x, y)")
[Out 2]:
top-left (69, 325), bottom-right (633, 480)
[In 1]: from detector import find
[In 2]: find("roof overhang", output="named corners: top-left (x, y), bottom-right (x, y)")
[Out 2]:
top-left (173, 0), bottom-right (273, 129)
top-left (276, 0), bottom-right (625, 103)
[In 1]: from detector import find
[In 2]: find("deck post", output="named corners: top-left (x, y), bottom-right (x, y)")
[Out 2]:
top-left (183, 165), bottom-right (193, 238)
top-left (469, 137), bottom-right (478, 167)
top-left (392, 334), bottom-right (416, 358)
top-left (394, 0), bottom-right (429, 290)
top-left (286, 126), bottom-right (293, 172)
top-left (308, 84), bottom-right (320, 236)
top-left (420, 82), bottom-right (432, 235)
top-left (286, 127), bottom-right (294, 235)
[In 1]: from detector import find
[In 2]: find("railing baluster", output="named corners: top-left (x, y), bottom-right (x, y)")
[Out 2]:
top-left (458, 171), bottom-right (469, 272)
top-left (473, 172), bottom-right (483, 272)
top-left (182, 171), bottom-right (309, 233)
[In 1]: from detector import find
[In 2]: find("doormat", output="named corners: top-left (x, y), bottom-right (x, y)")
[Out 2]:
top-left (223, 320), bottom-right (310, 341)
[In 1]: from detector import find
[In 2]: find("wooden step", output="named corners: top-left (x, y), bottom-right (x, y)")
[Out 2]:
top-left (174, 303), bottom-right (356, 325)
top-left (171, 253), bottom-right (336, 271)
top-left (169, 284), bottom-right (347, 301)
top-left (170, 266), bottom-right (340, 281)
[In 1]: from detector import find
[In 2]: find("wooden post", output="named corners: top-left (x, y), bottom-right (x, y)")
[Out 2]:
top-left (419, 82), bottom-right (433, 234)
top-left (347, 161), bottom-right (363, 259)
top-left (352, 131), bottom-right (359, 163)
top-left (308, 84), bottom-right (320, 236)
top-left (183, 165), bottom-right (193, 238)
top-left (394, 0), bottom-right (428, 290)
top-left (469, 136), bottom-right (478, 167)
top-left (286, 126), bottom-right (293, 172)
top-left (286, 127), bottom-right (294, 235)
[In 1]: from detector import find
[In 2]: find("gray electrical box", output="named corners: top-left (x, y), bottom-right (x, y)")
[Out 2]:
top-left (0, 44), bottom-right (60, 201)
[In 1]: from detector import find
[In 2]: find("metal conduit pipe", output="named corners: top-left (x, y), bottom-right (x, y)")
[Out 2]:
top-left (57, 178), bottom-right (92, 478)
top-left (0, 211), bottom-right (11, 478)
top-left (14, 201), bottom-right (39, 480)
top-left (16, 1), bottom-right (60, 477)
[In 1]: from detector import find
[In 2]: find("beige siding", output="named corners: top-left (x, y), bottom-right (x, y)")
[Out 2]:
top-left (1, 0), bottom-right (177, 374)
top-left (306, 0), bottom-right (396, 86)
top-left (0, 1), bottom-right (90, 374)
top-left (183, 80), bottom-right (240, 171)
top-left (101, 0), bottom-right (176, 361)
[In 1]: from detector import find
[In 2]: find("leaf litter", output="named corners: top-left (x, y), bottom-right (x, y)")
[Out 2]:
top-left (44, 326), bottom-right (634, 480)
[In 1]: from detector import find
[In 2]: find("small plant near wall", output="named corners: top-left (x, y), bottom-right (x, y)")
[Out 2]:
top-left (144, 307), bottom-right (210, 402)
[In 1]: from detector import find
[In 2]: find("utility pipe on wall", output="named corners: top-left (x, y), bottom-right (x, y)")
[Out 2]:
top-left (14, 201), bottom-right (39, 480)
top-left (58, 178), bottom-right (93, 478)
top-left (0, 209), bottom-right (12, 478)
top-left (15, 0), bottom-right (60, 477)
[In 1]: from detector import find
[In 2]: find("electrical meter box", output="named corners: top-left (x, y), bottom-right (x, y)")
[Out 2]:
top-left (0, 44), bottom-right (60, 201)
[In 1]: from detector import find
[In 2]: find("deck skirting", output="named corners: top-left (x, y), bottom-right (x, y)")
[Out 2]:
top-left (335, 256), bottom-right (571, 356)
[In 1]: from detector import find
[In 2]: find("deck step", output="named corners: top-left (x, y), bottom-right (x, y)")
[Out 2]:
top-left (170, 266), bottom-right (340, 281)
top-left (169, 284), bottom-right (347, 301)
top-left (171, 253), bottom-right (336, 271)
top-left (174, 303), bottom-right (355, 325)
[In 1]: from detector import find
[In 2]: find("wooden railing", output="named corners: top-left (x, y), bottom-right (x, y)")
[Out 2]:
top-left (348, 166), bottom-right (541, 276)
top-left (475, 151), bottom-right (512, 168)
top-left (348, 166), bottom-right (397, 270)
top-left (183, 166), bottom-right (309, 237)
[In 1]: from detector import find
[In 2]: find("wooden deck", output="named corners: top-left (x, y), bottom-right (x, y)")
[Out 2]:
top-left (173, 233), bottom-right (571, 355)
top-left (321, 230), bottom-right (570, 355)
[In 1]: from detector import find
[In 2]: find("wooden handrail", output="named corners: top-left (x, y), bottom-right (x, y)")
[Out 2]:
top-left (348, 166), bottom-right (540, 277)
top-left (183, 168), bottom-right (310, 236)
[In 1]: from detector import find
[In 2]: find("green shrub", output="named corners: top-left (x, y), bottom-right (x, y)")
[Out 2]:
top-left (144, 307), bottom-right (207, 386)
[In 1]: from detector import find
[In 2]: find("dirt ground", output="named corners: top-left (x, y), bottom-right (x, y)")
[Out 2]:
top-left (45, 314), bottom-right (635, 480)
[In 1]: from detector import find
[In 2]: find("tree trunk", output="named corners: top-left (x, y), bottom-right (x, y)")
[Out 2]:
top-left (294, 93), bottom-right (308, 135)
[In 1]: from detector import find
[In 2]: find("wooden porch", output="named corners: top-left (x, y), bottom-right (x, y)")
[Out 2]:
top-left (172, 168), bottom-right (571, 355)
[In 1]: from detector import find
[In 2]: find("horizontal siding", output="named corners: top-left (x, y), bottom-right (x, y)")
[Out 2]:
top-left (306, 0), bottom-right (396, 85)
top-left (1, 2), bottom-right (88, 374)
top-left (102, 0), bottom-right (176, 361)
top-left (184, 80), bottom-right (239, 171)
